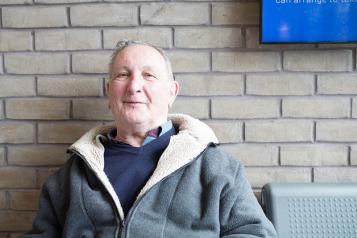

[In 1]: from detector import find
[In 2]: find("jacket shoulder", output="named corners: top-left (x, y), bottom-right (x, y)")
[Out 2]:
top-left (44, 154), bottom-right (82, 191)
top-left (189, 144), bottom-right (245, 194)
top-left (201, 144), bottom-right (242, 175)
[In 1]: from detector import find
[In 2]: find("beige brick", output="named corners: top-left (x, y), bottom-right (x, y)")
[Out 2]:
top-left (0, 147), bottom-right (4, 166)
top-left (283, 97), bottom-right (350, 118)
top-left (167, 51), bottom-right (210, 73)
top-left (212, 97), bottom-right (279, 119)
top-left (72, 52), bottom-right (111, 74)
top-left (8, 145), bottom-right (68, 166)
top-left (212, 2), bottom-right (259, 25)
top-left (170, 97), bottom-right (209, 119)
top-left (281, 145), bottom-right (348, 166)
top-left (284, 50), bottom-right (352, 72)
top-left (0, 192), bottom-right (6, 209)
top-left (0, 167), bottom-right (36, 188)
top-left (37, 168), bottom-right (59, 188)
top-left (73, 99), bottom-right (113, 120)
top-left (71, 4), bottom-right (137, 26)
top-left (2, 6), bottom-right (67, 28)
top-left (205, 120), bottom-right (242, 143)
top-left (316, 121), bottom-right (357, 142)
top-left (0, 211), bottom-right (36, 231)
top-left (38, 76), bottom-right (102, 97)
top-left (5, 53), bottom-right (69, 74)
top-left (0, 76), bottom-right (35, 97)
top-left (245, 28), bottom-right (265, 49)
top-left (245, 27), bottom-right (315, 50)
top-left (246, 73), bottom-right (314, 96)
top-left (175, 27), bottom-right (242, 48)
top-left (318, 74), bottom-right (357, 94)
top-left (38, 122), bottom-right (99, 143)
top-left (0, 122), bottom-right (34, 143)
top-left (245, 120), bottom-right (313, 142)
top-left (141, 3), bottom-right (209, 25)
top-left (0, 0), bottom-right (32, 3)
top-left (36, 29), bottom-right (101, 51)
top-left (176, 74), bottom-right (243, 96)
top-left (212, 52), bottom-right (280, 72)
top-left (35, 0), bottom-right (94, 2)
top-left (0, 30), bottom-right (32, 51)
top-left (246, 168), bottom-right (311, 188)
top-left (6, 99), bottom-right (70, 120)
top-left (10, 190), bottom-right (40, 210)
top-left (104, 28), bottom-right (172, 49)
top-left (222, 144), bottom-right (279, 166)
top-left (314, 167), bottom-right (357, 182)
top-left (351, 146), bottom-right (357, 165)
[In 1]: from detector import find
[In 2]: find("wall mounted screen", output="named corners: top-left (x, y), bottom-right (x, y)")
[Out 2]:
top-left (261, 0), bottom-right (357, 43)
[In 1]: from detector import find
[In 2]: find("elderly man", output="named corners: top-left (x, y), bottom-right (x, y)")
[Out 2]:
top-left (25, 40), bottom-right (277, 237)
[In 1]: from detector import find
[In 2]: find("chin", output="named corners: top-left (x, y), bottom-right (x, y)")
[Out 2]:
top-left (123, 112), bottom-right (149, 124)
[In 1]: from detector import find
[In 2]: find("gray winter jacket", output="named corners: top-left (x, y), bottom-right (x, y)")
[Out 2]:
top-left (24, 114), bottom-right (277, 238)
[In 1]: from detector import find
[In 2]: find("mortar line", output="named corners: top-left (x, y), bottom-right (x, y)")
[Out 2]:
top-left (348, 146), bottom-right (351, 166)
top-left (31, 30), bottom-right (36, 52)
top-left (0, 8), bottom-right (3, 28)
top-left (1, 54), bottom-right (5, 74)
top-left (101, 29), bottom-right (104, 49)
top-left (67, 6), bottom-right (71, 27)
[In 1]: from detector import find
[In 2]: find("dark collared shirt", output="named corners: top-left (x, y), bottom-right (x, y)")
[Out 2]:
top-left (104, 121), bottom-right (176, 215)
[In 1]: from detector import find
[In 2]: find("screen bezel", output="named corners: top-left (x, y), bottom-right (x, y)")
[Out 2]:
top-left (259, 0), bottom-right (357, 44)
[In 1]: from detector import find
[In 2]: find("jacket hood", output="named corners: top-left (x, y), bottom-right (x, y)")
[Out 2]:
top-left (68, 113), bottom-right (218, 219)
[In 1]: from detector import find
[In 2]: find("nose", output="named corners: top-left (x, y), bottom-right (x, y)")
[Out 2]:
top-left (126, 72), bottom-right (144, 94)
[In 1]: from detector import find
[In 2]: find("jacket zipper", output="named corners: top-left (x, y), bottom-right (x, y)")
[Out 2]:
top-left (120, 144), bottom-right (215, 238)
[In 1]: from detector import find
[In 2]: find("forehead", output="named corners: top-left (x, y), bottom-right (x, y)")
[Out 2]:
top-left (113, 44), bottom-right (167, 70)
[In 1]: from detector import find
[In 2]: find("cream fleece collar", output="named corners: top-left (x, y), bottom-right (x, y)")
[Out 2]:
top-left (68, 113), bottom-right (218, 219)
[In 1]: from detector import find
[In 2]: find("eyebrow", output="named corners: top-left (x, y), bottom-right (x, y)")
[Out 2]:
top-left (115, 66), bottom-right (130, 71)
top-left (142, 66), bottom-right (158, 72)
top-left (115, 65), bottom-right (160, 72)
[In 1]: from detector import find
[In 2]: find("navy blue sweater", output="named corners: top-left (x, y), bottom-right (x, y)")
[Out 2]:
top-left (103, 127), bottom-right (176, 215)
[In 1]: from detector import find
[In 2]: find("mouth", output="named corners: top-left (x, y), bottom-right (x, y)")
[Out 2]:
top-left (123, 101), bottom-right (145, 105)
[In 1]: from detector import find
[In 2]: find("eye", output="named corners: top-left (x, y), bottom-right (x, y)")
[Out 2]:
top-left (115, 72), bottom-right (129, 80)
top-left (143, 72), bottom-right (157, 80)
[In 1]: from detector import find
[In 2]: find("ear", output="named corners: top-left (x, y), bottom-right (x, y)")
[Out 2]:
top-left (168, 81), bottom-right (180, 108)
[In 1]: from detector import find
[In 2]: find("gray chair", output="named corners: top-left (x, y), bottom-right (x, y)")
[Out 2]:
top-left (261, 183), bottom-right (357, 238)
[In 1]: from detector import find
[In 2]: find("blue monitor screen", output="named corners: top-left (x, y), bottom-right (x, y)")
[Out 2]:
top-left (261, 0), bottom-right (357, 43)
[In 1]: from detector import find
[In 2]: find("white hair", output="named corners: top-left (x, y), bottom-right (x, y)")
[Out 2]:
top-left (108, 40), bottom-right (174, 81)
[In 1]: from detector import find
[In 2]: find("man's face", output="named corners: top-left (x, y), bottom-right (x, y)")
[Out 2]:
top-left (107, 44), bottom-right (179, 129)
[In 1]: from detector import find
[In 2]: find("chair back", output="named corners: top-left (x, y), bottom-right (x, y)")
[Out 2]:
top-left (261, 183), bottom-right (357, 238)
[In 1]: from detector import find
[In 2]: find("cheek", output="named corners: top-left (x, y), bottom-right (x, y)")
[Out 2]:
top-left (145, 85), bottom-right (165, 104)
top-left (108, 84), bottom-right (126, 100)
top-left (151, 90), bottom-right (172, 110)
top-left (108, 89), bottom-right (125, 112)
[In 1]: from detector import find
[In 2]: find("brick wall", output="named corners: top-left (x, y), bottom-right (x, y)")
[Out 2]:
top-left (0, 0), bottom-right (356, 235)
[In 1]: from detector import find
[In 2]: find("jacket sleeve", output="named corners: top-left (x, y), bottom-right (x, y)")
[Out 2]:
top-left (22, 162), bottom-right (71, 238)
top-left (219, 162), bottom-right (277, 238)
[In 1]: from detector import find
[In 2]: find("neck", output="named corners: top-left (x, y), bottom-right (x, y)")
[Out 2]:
top-left (114, 120), bottom-right (166, 147)
top-left (114, 131), bottom-right (145, 147)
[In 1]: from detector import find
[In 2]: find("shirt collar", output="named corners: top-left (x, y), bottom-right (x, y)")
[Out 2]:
top-left (108, 120), bottom-right (173, 146)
